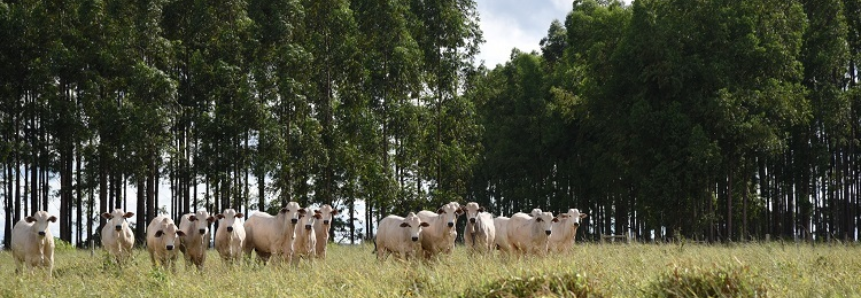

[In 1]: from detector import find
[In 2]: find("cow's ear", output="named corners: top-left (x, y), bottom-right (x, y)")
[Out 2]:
top-left (101, 213), bottom-right (113, 220)
top-left (536, 217), bottom-right (544, 222)
top-left (298, 209), bottom-right (307, 214)
top-left (123, 212), bottom-right (134, 218)
top-left (552, 218), bottom-right (559, 222)
top-left (176, 230), bottom-right (186, 237)
top-left (314, 210), bottom-right (322, 214)
top-left (235, 213), bottom-right (244, 218)
top-left (25, 217), bottom-right (36, 223)
top-left (420, 222), bottom-right (430, 227)
top-left (155, 231), bottom-right (164, 238)
top-left (313, 213), bottom-right (322, 219)
top-left (279, 207), bottom-right (289, 213)
top-left (189, 215), bottom-right (198, 222)
top-left (400, 223), bottom-right (409, 228)
top-left (216, 214), bottom-right (225, 219)
top-left (48, 216), bottom-right (57, 223)
top-left (207, 216), bottom-right (216, 224)
top-left (580, 213), bottom-right (588, 219)
top-left (332, 209), bottom-right (340, 215)
top-left (478, 207), bottom-right (485, 213)
top-left (456, 208), bottom-right (464, 215)
top-left (559, 214), bottom-right (571, 219)
top-left (436, 208), bottom-right (445, 214)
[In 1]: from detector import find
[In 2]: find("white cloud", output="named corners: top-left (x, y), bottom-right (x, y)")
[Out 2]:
top-left (476, 11), bottom-right (537, 67)
top-left (475, 0), bottom-right (572, 67)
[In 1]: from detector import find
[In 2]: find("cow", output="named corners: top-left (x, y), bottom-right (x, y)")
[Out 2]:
top-left (417, 202), bottom-right (463, 258)
top-left (313, 204), bottom-right (339, 259)
top-left (461, 202), bottom-right (496, 254)
top-left (506, 209), bottom-right (557, 256)
top-left (548, 208), bottom-right (589, 253)
top-left (374, 212), bottom-right (429, 260)
top-left (493, 216), bottom-right (512, 252)
top-left (11, 211), bottom-right (57, 276)
top-left (243, 202), bottom-right (305, 265)
top-left (100, 209), bottom-right (135, 267)
top-left (146, 215), bottom-right (186, 272)
top-left (215, 209), bottom-right (246, 265)
top-left (293, 208), bottom-right (321, 263)
top-left (178, 210), bottom-right (215, 270)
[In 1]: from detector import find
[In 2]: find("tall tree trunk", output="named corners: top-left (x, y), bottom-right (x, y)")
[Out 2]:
top-left (136, 178), bottom-right (146, 244)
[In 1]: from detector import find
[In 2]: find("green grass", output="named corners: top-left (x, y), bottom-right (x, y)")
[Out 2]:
top-left (1, 242), bottom-right (860, 297)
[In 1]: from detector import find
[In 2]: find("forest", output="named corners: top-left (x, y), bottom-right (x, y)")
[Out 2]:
top-left (1, 0), bottom-right (860, 248)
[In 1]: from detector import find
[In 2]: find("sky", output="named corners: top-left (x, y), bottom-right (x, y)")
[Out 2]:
top-left (475, 0), bottom-right (574, 68)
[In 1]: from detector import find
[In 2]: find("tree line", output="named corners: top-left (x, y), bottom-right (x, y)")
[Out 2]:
top-left (467, 0), bottom-right (861, 242)
top-left (2, 0), bottom-right (860, 248)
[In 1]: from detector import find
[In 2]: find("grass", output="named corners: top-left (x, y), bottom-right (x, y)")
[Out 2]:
top-left (1, 242), bottom-right (860, 297)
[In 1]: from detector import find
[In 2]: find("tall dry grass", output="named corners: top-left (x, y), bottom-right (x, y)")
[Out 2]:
top-left (1, 241), bottom-right (859, 297)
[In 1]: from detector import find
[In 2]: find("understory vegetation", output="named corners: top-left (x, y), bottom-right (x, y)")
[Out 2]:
top-left (1, 243), bottom-right (859, 297)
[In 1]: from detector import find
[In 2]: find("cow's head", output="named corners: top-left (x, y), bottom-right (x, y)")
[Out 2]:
top-left (279, 202), bottom-right (305, 226)
top-left (558, 208), bottom-right (588, 228)
top-left (187, 210), bottom-right (215, 236)
top-left (401, 212), bottom-right (430, 242)
top-left (298, 208), bottom-right (321, 231)
top-left (216, 209), bottom-right (244, 233)
top-left (26, 211), bottom-right (57, 237)
top-left (316, 204), bottom-right (340, 226)
top-left (462, 202), bottom-right (485, 233)
top-left (154, 218), bottom-right (185, 250)
top-left (533, 211), bottom-right (557, 236)
top-left (101, 209), bottom-right (134, 232)
top-left (436, 202), bottom-right (463, 229)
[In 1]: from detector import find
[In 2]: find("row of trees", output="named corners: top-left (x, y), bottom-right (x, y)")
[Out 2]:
top-left (467, 0), bottom-right (861, 242)
top-left (3, 0), bottom-right (860, 247)
top-left (1, 0), bottom-right (482, 247)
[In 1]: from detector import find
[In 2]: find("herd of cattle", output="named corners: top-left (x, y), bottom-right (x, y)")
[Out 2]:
top-left (9, 202), bottom-right (587, 275)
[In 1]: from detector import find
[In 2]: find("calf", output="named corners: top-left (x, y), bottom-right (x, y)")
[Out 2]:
top-left (11, 211), bottom-right (57, 276)
top-left (375, 212), bottom-right (429, 260)
top-left (417, 202), bottom-right (463, 258)
top-left (548, 208), bottom-right (588, 252)
top-left (100, 209), bottom-right (135, 267)
top-left (313, 204), bottom-right (339, 259)
top-left (293, 208), bottom-right (321, 263)
top-left (215, 209), bottom-right (246, 265)
top-left (243, 202), bottom-right (305, 265)
top-left (462, 202), bottom-right (496, 254)
top-left (146, 216), bottom-right (186, 272)
top-left (507, 209), bottom-right (557, 256)
top-left (178, 210), bottom-right (215, 270)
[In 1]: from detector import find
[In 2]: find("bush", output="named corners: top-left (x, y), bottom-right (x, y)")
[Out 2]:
top-left (646, 265), bottom-right (767, 298)
top-left (462, 272), bottom-right (604, 298)
top-left (54, 238), bottom-right (76, 252)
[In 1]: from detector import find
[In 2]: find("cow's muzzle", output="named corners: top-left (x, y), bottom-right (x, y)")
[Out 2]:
top-left (573, 223), bottom-right (580, 227)
top-left (305, 225), bottom-right (312, 230)
top-left (411, 236), bottom-right (419, 242)
top-left (323, 220), bottom-right (330, 225)
top-left (166, 245), bottom-right (174, 250)
top-left (227, 226), bottom-right (234, 232)
top-left (447, 222), bottom-right (454, 228)
top-left (469, 218), bottom-right (476, 224)
top-left (115, 225), bottom-right (122, 231)
top-left (291, 218), bottom-right (298, 224)
top-left (545, 230), bottom-right (552, 235)
top-left (38, 231), bottom-right (46, 236)
top-left (199, 228), bottom-right (206, 234)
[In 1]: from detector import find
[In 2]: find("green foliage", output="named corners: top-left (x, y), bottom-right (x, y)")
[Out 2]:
top-left (462, 272), bottom-right (604, 298)
top-left (53, 238), bottom-right (76, 252)
top-left (645, 265), bottom-right (767, 298)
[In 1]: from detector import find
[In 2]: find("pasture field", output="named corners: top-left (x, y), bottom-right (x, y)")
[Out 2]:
top-left (1, 241), bottom-right (860, 297)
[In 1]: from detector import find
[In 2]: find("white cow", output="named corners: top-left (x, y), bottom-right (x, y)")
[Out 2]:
top-left (146, 215), bottom-right (186, 272)
top-left (548, 208), bottom-right (588, 253)
top-left (374, 212), bottom-right (429, 260)
top-left (100, 209), bottom-right (135, 266)
top-left (313, 204), bottom-right (339, 259)
top-left (293, 208), bottom-right (320, 263)
top-left (417, 202), bottom-right (463, 258)
top-left (507, 209), bottom-right (557, 256)
top-left (493, 216), bottom-right (512, 252)
top-left (243, 202), bottom-right (305, 265)
top-left (462, 202), bottom-right (496, 254)
top-left (215, 209), bottom-right (245, 265)
top-left (178, 210), bottom-right (214, 270)
top-left (11, 211), bottom-right (57, 276)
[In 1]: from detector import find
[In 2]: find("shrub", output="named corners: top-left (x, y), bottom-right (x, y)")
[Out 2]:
top-left (53, 238), bottom-right (76, 252)
top-left (646, 265), bottom-right (767, 298)
top-left (462, 272), bottom-right (604, 298)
